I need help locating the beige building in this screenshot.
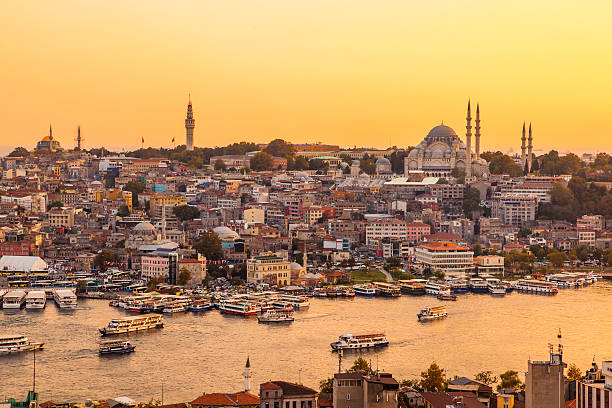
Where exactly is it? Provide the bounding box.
[48,206,75,228]
[475,255,505,275]
[178,256,206,286]
[141,255,170,281]
[525,346,566,408]
[576,360,612,408]
[244,208,265,224]
[246,253,291,286]
[333,372,399,408]
[492,194,538,227]
[259,381,318,408]
[414,241,474,277]
[366,218,408,245]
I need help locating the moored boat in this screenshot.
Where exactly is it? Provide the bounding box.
[515,279,558,294]
[424,281,451,296]
[218,300,258,317]
[99,314,164,336]
[352,284,377,297]
[398,280,426,296]
[374,282,401,297]
[417,305,448,322]
[25,291,47,310]
[258,309,294,323]
[2,290,26,309]
[330,333,389,351]
[437,293,457,301]
[469,278,488,293]
[99,340,136,355]
[53,289,77,309]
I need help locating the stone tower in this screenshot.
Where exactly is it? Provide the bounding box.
[465,100,472,177]
[243,357,252,392]
[475,103,481,156]
[185,96,195,151]
[527,123,533,173]
[521,122,527,171]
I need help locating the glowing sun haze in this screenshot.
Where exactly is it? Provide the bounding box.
[1,0,611,153]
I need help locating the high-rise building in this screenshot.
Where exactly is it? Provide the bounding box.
[185,96,195,151]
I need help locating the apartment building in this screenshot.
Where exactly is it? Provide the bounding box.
[48,206,75,228]
[246,253,291,286]
[366,218,407,245]
[491,195,538,227]
[414,241,474,277]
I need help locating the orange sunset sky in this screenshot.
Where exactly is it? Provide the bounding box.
[1,0,611,154]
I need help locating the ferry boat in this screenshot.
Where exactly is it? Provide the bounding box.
[162,304,188,314]
[53,289,77,309]
[258,309,294,323]
[99,340,136,355]
[280,295,310,310]
[99,314,164,336]
[330,333,389,351]
[218,300,258,317]
[398,280,426,296]
[325,287,340,297]
[469,278,489,293]
[424,281,451,296]
[374,282,401,297]
[486,279,507,296]
[449,280,470,294]
[502,281,515,293]
[352,284,377,297]
[515,279,558,294]
[0,335,44,354]
[417,305,448,322]
[313,288,327,297]
[2,290,27,309]
[338,286,356,297]
[25,291,46,310]
[437,293,457,301]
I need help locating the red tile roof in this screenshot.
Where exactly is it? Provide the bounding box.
[191,392,259,407]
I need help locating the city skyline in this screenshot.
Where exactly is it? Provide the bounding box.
[2,1,612,153]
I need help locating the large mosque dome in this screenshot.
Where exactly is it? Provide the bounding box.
[426,125,458,138]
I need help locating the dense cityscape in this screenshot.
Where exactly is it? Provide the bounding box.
[2,2,612,408]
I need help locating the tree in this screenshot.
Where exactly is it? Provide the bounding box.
[264,139,295,159]
[480,151,523,176]
[349,357,373,374]
[47,201,64,211]
[309,159,329,172]
[399,378,420,389]
[193,231,223,261]
[547,251,568,267]
[214,158,226,171]
[250,151,274,171]
[8,147,29,157]
[384,257,402,271]
[173,205,200,222]
[118,205,130,217]
[472,243,483,257]
[319,377,333,393]
[474,370,498,386]
[498,370,522,391]
[433,270,445,280]
[451,167,466,183]
[292,156,309,170]
[518,227,532,238]
[359,156,376,175]
[420,362,448,392]
[178,268,192,286]
[93,249,120,272]
[566,363,582,382]
[463,187,481,218]
[124,180,145,208]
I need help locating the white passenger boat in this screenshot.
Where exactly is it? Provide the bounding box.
[99,340,136,355]
[280,295,310,310]
[25,291,47,310]
[0,335,44,354]
[53,289,77,309]
[330,333,389,351]
[424,282,451,296]
[515,279,558,294]
[2,290,27,309]
[352,284,377,297]
[486,279,507,296]
[99,314,164,336]
[417,305,448,322]
[258,309,294,323]
[162,304,188,314]
[469,278,489,293]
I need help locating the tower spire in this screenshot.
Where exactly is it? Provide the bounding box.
[474,103,481,157]
[465,100,472,177]
[521,122,527,171]
[243,356,252,392]
[185,96,195,151]
[49,124,53,140]
[527,123,533,173]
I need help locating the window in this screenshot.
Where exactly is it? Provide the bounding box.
[346,394,351,401]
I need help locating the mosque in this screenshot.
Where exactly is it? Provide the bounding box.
[404,102,489,178]
[35,125,63,152]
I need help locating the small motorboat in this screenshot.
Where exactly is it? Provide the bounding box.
[437,293,457,301]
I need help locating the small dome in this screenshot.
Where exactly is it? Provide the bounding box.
[351,160,360,166]
[339,162,349,168]
[427,125,457,138]
[290,262,303,270]
[133,221,156,232]
[473,158,487,165]
[213,226,240,240]
[376,157,390,165]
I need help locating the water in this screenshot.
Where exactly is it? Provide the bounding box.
[1,283,611,402]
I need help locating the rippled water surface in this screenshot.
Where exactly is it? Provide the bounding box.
[2,282,611,402]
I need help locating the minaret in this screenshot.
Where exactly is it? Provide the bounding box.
[521,122,527,170]
[243,357,252,392]
[474,103,481,156]
[49,124,53,140]
[465,100,472,177]
[76,126,81,150]
[527,123,533,173]
[185,96,195,151]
